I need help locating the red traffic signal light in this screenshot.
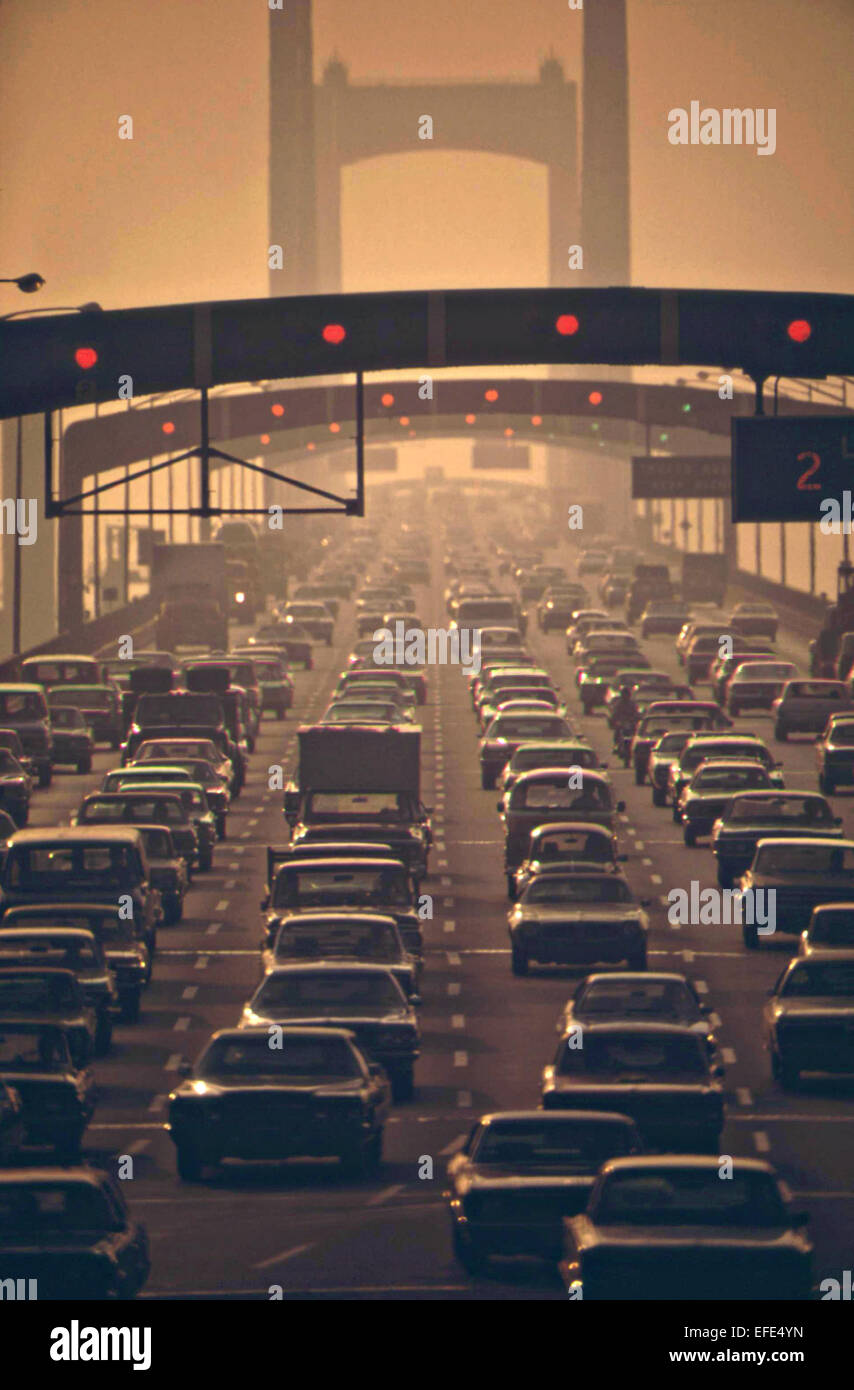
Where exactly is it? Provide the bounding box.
[322,323,346,344]
[588,390,603,405]
[787,319,812,343]
[74,346,98,369]
[555,314,579,337]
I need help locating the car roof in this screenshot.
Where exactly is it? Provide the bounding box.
[22,655,97,664]
[0,926,97,940]
[514,767,608,784]
[559,1021,702,1038]
[208,1025,357,1042]
[0,1167,109,1188]
[754,836,854,849]
[262,962,401,978]
[276,857,408,871]
[580,972,688,987]
[4,903,122,916]
[598,1155,773,1176]
[0,684,46,694]
[530,821,613,837]
[476,1109,637,1127]
[784,949,854,964]
[0,965,78,980]
[271,912,399,928]
[7,826,142,845]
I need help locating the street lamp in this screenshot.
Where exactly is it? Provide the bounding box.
[0,300,101,322]
[0,273,45,294]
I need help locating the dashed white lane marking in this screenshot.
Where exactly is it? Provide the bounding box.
[736,1087,753,1107]
[642,857,653,866]
[443,920,456,934]
[448,982,461,996]
[682,949,695,962]
[439,1134,467,1157]
[634,840,645,851]
[214,899,229,912]
[650,873,663,884]
[753,1131,771,1153]
[248,818,258,827]
[147,1095,168,1113]
[447,952,461,966]
[438,858,448,867]
[240,831,251,839]
[441,877,453,887]
[173,1017,191,1031]
[452,1015,465,1029]
[225,879,237,889]
[194,956,209,970]
[253,1243,315,1271]
[453,1051,468,1067]
[127,1139,150,1156]
[442,898,455,909]
[709,1011,722,1027]
[722,1047,737,1064]
[695,979,708,994]
[457,1090,473,1108]
[182,986,198,1000]
[366,1185,405,1207]
[165,1054,183,1070]
[205,923,221,936]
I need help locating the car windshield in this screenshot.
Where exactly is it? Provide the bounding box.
[4,846,136,889]
[788,682,844,699]
[754,844,854,875]
[558,1032,706,1076]
[272,867,411,909]
[0,976,77,1011]
[692,766,770,790]
[734,664,794,681]
[516,780,611,812]
[0,1026,71,1071]
[307,792,406,820]
[809,911,854,944]
[684,742,768,770]
[578,981,696,1021]
[198,1034,360,1080]
[728,795,833,824]
[525,876,632,903]
[51,689,111,709]
[595,1171,786,1227]
[780,962,854,997]
[138,742,217,761]
[50,709,86,729]
[533,831,613,862]
[655,734,692,754]
[324,704,395,722]
[83,797,186,825]
[274,923,399,961]
[490,717,571,740]
[473,1119,634,1166]
[252,972,403,1013]
[0,1184,114,1235]
[135,694,222,726]
[0,693,45,719]
[253,661,285,680]
[514,748,596,772]
[138,828,172,858]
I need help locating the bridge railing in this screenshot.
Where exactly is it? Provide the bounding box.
[0,595,159,681]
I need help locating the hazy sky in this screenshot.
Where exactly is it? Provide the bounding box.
[1,0,852,309]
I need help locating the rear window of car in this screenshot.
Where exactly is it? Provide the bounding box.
[788,682,845,699]
[0,1184,113,1234]
[4,845,136,887]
